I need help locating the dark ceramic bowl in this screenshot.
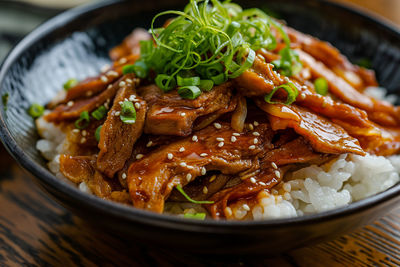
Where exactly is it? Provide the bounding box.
[1,0,400,255]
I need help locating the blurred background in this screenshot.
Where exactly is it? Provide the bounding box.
[0,0,400,62]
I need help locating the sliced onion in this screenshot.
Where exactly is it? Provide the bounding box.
[193,113,222,131]
[231,96,247,132]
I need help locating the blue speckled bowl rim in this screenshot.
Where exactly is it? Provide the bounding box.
[0,0,399,232]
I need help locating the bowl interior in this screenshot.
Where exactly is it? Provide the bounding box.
[1,0,400,226]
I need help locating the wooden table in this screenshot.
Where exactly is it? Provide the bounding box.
[1,1,400,266]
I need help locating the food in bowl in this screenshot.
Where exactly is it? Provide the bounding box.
[31,0,400,220]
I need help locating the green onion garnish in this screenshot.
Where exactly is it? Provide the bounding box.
[63,79,78,90]
[183,213,206,220]
[199,80,214,91]
[175,184,214,204]
[120,100,136,124]
[2,93,9,111]
[155,74,176,92]
[272,47,302,77]
[91,106,107,120]
[177,75,200,87]
[74,111,90,129]
[314,77,328,96]
[135,0,299,95]
[122,61,149,78]
[264,82,299,105]
[178,86,201,100]
[28,103,44,118]
[95,125,102,142]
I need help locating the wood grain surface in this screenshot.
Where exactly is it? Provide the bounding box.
[1,0,400,266]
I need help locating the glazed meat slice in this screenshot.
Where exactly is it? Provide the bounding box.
[126,122,274,213]
[256,101,365,155]
[109,28,152,61]
[139,82,237,136]
[207,137,324,219]
[45,74,137,122]
[97,80,146,178]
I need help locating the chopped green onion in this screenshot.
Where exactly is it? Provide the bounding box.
[272,47,302,77]
[177,75,200,86]
[199,80,214,91]
[155,74,176,92]
[183,213,206,220]
[28,103,44,118]
[120,100,136,124]
[175,185,214,204]
[314,77,329,96]
[95,125,102,142]
[178,86,201,100]
[210,73,227,85]
[228,48,256,78]
[63,79,78,90]
[2,93,9,111]
[264,82,299,105]
[91,106,107,120]
[74,111,90,129]
[122,61,149,78]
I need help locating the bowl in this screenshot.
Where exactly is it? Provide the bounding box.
[0,0,400,255]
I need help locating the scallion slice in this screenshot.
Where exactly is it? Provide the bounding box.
[28,103,44,118]
[183,213,206,220]
[120,100,136,124]
[314,77,328,96]
[63,79,78,90]
[210,73,227,85]
[199,80,214,91]
[95,125,102,142]
[175,185,214,204]
[122,61,149,78]
[155,74,176,92]
[74,111,90,129]
[177,75,200,87]
[178,86,201,100]
[264,82,299,105]
[91,106,107,120]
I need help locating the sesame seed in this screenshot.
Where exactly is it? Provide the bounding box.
[180,162,187,167]
[192,135,198,142]
[252,132,260,136]
[283,183,291,192]
[186,173,192,182]
[200,153,208,157]
[80,137,86,144]
[179,147,185,152]
[249,145,256,150]
[119,101,124,105]
[107,84,112,89]
[250,177,256,183]
[231,136,237,142]
[254,121,259,126]
[248,124,254,130]
[275,170,281,179]
[180,112,186,117]
[124,98,128,102]
[224,207,232,217]
[284,77,290,83]
[107,70,119,77]
[232,133,240,136]
[81,130,87,137]
[111,111,116,116]
[132,98,140,102]
[101,64,110,72]
[209,175,217,182]
[259,182,266,186]
[214,122,222,129]
[119,57,127,64]
[216,137,224,142]
[242,204,250,211]
[167,153,173,160]
[253,138,258,144]
[300,92,306,100]
[121,173,127,179]
[201,167,206,175]
[186,165,194,169]
[218,142,224,147]
[72,129,80,133]
[136,154,144,160]
[67,101,74,107]
[119,81,126,87]
[134,102,141,109]
[100,76,108,83]
[146,141,153,147]
[126,78,133,84]
[203,186,208,194]
[115,111,120,116]
[271,162,278,169]
[129,95,136,101]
